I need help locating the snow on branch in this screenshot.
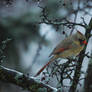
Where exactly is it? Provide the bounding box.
[0,65,58,92]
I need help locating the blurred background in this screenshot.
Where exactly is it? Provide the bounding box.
[0,0,92,92]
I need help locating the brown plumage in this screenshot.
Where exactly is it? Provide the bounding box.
[34,31,87,77]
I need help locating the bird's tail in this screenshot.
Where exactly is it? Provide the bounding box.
[34,55,57,77]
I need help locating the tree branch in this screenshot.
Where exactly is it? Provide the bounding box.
[69,18,92,92]
[0,65,58,92]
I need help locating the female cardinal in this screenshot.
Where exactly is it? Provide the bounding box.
[34,31,87,77]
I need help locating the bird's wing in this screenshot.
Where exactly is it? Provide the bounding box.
[50,38,73,56]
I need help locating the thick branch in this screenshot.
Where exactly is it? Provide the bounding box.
[69,18,92,92]
[0,65,57,92]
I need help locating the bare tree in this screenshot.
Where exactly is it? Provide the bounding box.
[0,0,92,92]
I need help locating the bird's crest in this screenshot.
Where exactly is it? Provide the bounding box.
[77,30,84,36]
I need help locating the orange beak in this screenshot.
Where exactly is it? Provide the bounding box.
[83,40,87,45]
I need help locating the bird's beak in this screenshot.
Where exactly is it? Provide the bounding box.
[83,40,87,45]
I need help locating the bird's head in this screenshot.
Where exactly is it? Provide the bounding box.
[76,30,87,46]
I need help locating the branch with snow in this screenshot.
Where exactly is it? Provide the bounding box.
[0,65,58,92]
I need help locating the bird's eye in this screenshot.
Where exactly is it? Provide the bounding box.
[79,38,86,45]
[79,38,85,42]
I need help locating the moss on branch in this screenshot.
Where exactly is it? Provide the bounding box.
[0,65,57,92]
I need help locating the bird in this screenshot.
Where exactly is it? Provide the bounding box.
[34,30,87,77]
